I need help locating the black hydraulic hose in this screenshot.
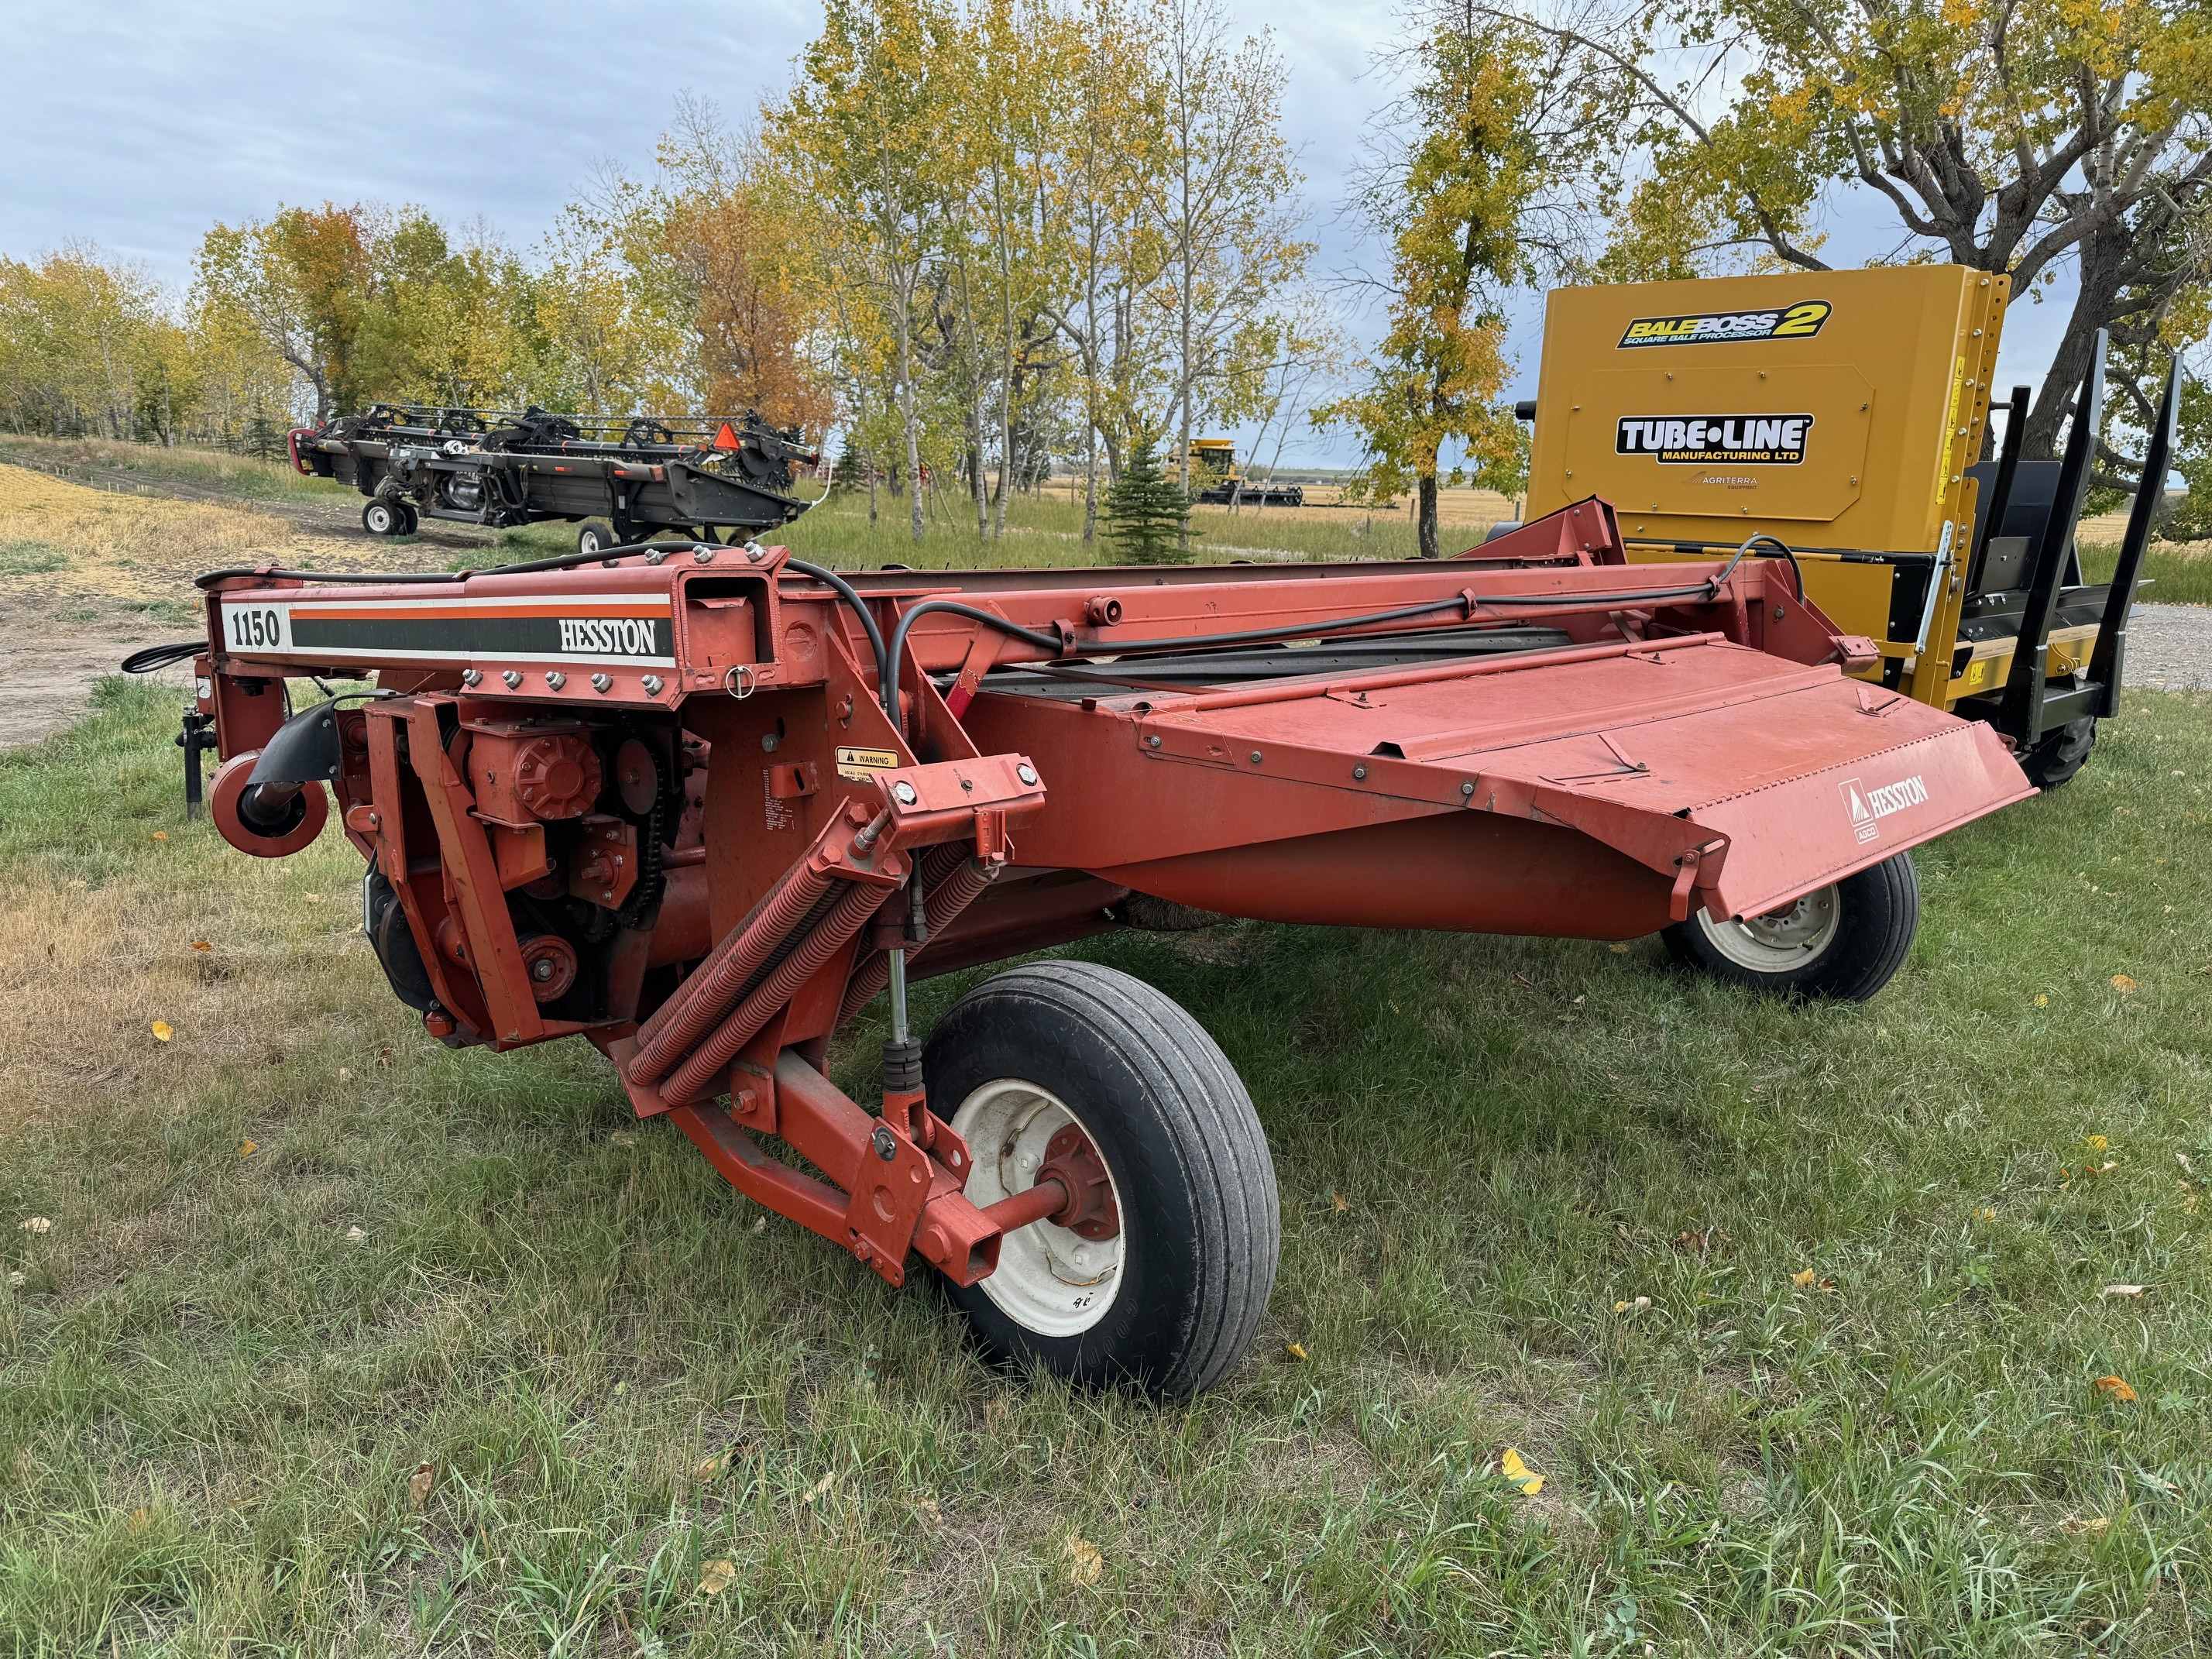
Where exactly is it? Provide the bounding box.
[1737,534,1805,602]
[785,558,889,689]
[882,599,1064,729]
[122,641,206,673]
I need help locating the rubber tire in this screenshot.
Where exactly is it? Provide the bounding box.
[1661,850,1919,1002]
[576,520,616,557]
[361,499,404,537]
[397,502,420,536]
[924,961,1278,1396]
[2019,716,2097,792]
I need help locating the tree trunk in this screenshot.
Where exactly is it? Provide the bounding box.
[896,301,924,544]
[1417,472,1440,560]
[2021,225,2126,462]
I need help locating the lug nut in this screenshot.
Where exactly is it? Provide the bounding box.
[544,671,566,691]
[501,670,523,689]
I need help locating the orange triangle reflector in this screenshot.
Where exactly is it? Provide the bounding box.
[713,421,740,452]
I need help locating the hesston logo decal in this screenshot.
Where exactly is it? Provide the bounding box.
[558,617,661,656]
[1839,774,1929,843]
[1616,414,1813,465]
[1617,299,1832,349]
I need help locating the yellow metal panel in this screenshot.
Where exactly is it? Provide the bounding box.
[1528,266,2010,559]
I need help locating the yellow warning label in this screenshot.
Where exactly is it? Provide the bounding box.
[835,746,902,781]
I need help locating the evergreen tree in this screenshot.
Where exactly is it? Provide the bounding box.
[1102,438,1190,565]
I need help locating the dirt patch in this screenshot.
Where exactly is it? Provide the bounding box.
[0,462,459,748]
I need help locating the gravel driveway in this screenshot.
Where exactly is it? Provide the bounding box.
[2123,603,2212,693]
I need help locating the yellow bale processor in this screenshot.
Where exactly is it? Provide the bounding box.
[1187,438,1304,507]
[1515,265,2179,788]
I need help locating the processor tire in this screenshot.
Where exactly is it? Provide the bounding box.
[576,520,617,557]
[361,499,405,537]
[926,961,1278,1397]
[2019,716,2097,792]
[1663,850,1918,1002]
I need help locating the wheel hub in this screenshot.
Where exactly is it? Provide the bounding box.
[1697,884,1842,970]
[950,1079,1125,1337]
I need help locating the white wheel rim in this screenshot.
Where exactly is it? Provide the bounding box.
[950,1079,1125,1338]
[581,529,602,552]
[1695,884,1842,972]
[369,504,393,532]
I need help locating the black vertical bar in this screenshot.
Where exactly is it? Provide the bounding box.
[2087,358,2182,716]
[1998,332,2105,747]
[1964,385,2031,595]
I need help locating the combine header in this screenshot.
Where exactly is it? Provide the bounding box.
[289,404,819,552]
[168,498,2032,1393]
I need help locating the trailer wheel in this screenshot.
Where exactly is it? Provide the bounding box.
[926,960,1278,1396]
[361,499,405,537]
[1662,850,1918,1001]
[2018,715,2097,791]
[576,520,617,557]
[397,502,420,536]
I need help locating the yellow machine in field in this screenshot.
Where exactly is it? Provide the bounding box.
[1186,438,1304,507]
[1518,265,2179,787]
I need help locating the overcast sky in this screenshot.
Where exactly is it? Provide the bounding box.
[3,0,2076,468]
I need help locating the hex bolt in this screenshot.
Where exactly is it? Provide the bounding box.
[1352,764,1368,781]
[544,671,567,690]
[871,1125,898,1162]
[892,781,919,805]
[1461,780,1475,797]
[460,668,482,687]
[1249,750,1264,765]
[1145,734,1163,750]
[692,545,715,564]
[761,732,781,752]
[1016,762,1039,785]
[1773,604,1786,622]
[641,675,665,696]
[501,670,523,689]
[590,672,612,693]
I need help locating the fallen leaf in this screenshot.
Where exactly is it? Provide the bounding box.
[407,1462,434,1510]
[238,1139,256,1159]
[149,831,168,843]
[1973,1207,1997,1224]
[698,1559,737,1596]
[5,1270,23,1289]
[1606,941,1631,954]
[2059,1515,2111,1537]
[2033,993,2049,1008]
[189,940,211,953]
[1284,1341,1309,1362]
[2084,1135,2110,1153]
[802,1471,836,1505]
[1791,1268,1818,1287]
[2111,974,2138,994]
[343,1225,366,1243]
[150,1021,173,1043]
[336,1067,352,1084]
[1499,1447,1544,1496]
[2093,1375,2138,1405]
[1613,1295,1651,1314]
[127,1506,150,1533]
[696,1451,729,1482]
[1065,1535,1103,1585]
[916,1496,944,1527]
[18,1218,51,1235]
[1331,1191,1349,1214]
[2100,1284,2148,1299]
[610,1130,638,1149]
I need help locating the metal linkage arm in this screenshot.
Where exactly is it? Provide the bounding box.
[1999,331,2107,746]
[2087,358,2183,719]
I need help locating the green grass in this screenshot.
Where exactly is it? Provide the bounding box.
[2081,541,2212,607]
[0,539,67,577]
[5,676,2210,1654]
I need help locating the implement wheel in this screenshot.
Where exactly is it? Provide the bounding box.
[576,520,617,557]
[926,961,1278,1396]
[2018,715,2097,792]
[1662,850,1918,1002]
[361,498,406,538]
